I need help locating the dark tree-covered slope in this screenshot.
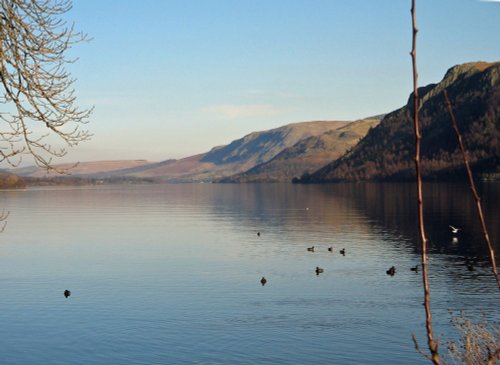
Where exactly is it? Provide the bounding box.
[297,61,500,183]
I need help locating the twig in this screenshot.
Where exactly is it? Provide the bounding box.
[487,348,500,365]
[443,90,500,290]
[410,1,441,364]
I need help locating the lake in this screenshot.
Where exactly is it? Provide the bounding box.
[0,183,498,364]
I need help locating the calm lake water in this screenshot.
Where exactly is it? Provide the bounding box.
[0,183,498,364]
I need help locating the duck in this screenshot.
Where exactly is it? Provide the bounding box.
[410,265,419,272]
[64,290,71,298]
[307,246,315,252]
[327,246,333,252]
[466,264,475,271]
[260,277,267,286]
[339,248,346,256]
[386,266,396,276]
[315,267,324,275]
[257,231,261,237]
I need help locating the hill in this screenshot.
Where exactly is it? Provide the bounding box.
[296,61,500,183]
[13,160,154,178]
[123,121,351,182]
[219,118,380,182]
[10,121,352,183]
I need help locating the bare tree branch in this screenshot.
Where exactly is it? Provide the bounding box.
[447,312,500,365]
[0,0,92,171]
[443,90,500,290]
[410,1,441,363]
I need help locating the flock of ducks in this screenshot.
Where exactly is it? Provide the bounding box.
[259,233,351,286]
[64,224,468,295]
[258,223,467,286]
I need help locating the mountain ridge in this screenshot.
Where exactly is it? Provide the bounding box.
[296,61,500,183]
[218,118,379,182]
[11,120,357,182]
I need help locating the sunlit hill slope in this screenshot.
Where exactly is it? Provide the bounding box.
[218,118,379,183]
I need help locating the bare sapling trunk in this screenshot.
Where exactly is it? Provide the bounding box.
[409,1,441,364]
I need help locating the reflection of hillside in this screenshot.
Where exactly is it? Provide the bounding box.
[202,183,499,263]
[346,182,500,260]
[203,183,374,239]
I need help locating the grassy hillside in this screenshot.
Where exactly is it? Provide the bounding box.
[220,118,379,182]
[126,121,351,182]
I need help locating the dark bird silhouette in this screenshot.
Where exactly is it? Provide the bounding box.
[307,246,315,252]
[64,290,71,298]
[339,248,346,256]
[467,264,475,271]
[328,246,333,252]
[386,266,396,276]
[411,265,419,272]
[257,232,261,237]
[315,267,324,275]
[260,277,267,286]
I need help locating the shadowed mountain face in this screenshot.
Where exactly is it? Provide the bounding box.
[219,118,380,183]
[298,61,500,183]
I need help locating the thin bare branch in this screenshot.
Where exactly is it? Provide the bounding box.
[443,90,500,290]
[447,312,500,365]
[410,1,441,363]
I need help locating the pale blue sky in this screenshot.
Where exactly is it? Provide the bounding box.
[61,0,500,162]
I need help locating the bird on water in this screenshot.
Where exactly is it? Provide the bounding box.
[386,266,396,276]
[260,277,267,286]
[449,225,460,234]
[307,246,315,252]
[328,246,333,252]
[315,267,324,275]
[64,290,71,298]
[411,265,419,272]
[339,248,346,256]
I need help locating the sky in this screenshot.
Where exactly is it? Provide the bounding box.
[52,0,500,163]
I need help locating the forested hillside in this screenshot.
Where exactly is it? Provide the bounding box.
[297,62,500,183]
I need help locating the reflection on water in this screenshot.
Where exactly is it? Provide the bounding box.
[0,183,498,364]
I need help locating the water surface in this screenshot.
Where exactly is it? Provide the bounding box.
[0,183,498,364]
